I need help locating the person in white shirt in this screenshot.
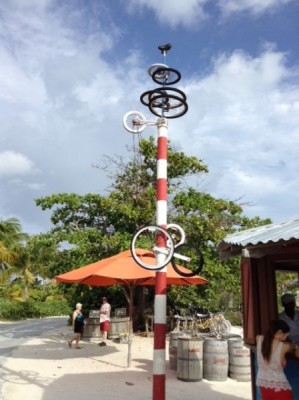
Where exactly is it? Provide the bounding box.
[279,293,299,346]
[256,319,299,400]
[98,297,111,346]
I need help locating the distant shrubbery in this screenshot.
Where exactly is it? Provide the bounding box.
[225,310,243,326]
[0,300,70,320]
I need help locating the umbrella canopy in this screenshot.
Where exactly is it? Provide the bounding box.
[56,248,208,368]
[56,248,208,287]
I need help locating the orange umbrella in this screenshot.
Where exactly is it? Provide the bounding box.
[56,248,208,286]
[56,248,208,367]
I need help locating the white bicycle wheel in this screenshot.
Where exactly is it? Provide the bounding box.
[130,225,174,270]
[220,319,231,335]
[147,63,169,78]
[123,111,147,134]
[167,223,186,247]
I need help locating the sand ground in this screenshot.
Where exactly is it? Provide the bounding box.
[1,324,252,400]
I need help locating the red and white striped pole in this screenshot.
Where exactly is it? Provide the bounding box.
[153,116,168,400]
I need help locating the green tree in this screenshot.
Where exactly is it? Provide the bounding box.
[0,219,59,301]
[35,137,271,314]
[0,217,25,284]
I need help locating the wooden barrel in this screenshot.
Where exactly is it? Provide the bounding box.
[169,332,180,370]
[203,338,228,381]
[177,337,203,382]
[108,317,131,339]
[83,318,101,338]
[228,338,251,382]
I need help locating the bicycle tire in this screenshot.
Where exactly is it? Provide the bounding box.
[148,94,188,119]
[171,243,204,277]
[130,225,174,270]
[140,88,187,107]
[148,63,169,77]
[123,111,146,134]
[220,319,231,334]
[152,67,181,85]
[167,223,186,247]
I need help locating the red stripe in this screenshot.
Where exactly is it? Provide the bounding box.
[156,232,167,248]
[157,137,167,159]
[154,323,166,349]
[155,272,166,294]
[156,179,167,201]
[153,374,165,400]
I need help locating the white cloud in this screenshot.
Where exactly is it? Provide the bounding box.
[218,0,292,16]
[0,0,298,234]
[125,0,210,28]
[173,48,299,220]
[125,0,293,27]
[0,151,35,176]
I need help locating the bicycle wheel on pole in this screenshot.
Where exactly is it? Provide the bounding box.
[171,243,204,277]
[148,63,169,78]
[130,225,174,270]
[152,67,181,85]
[140,88,187,107]
[148,94,188,119]
[123,111,147,134]
[167,223,186,247]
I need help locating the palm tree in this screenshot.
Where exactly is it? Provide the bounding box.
[0,217,24,285]
[0,218,24,247]
[0,242,13,264]
[11,234,58,301]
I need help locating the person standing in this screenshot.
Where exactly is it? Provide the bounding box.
[99,297,111,346]
[256,319,299,400]
[68,303,84,349]
[279,293,299,345]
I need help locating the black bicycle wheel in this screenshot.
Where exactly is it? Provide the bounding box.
[140,90,155,106]
[152,68,181,85]
[171,243,204,277]
[148,94,188,119]
[140,88,187,106]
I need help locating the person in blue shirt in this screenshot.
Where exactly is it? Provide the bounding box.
[68,303,84,349]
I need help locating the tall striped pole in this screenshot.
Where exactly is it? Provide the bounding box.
[153,116,168,400]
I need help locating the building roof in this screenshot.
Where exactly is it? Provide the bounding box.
[218,217,299,260]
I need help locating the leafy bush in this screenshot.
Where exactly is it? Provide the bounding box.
[225,310,243,326]
[0,300,70,320]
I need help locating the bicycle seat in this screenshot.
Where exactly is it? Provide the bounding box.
[158,43,172,53]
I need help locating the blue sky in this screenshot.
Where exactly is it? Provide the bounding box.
[0,0,298,234]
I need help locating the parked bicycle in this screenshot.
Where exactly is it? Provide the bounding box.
[195,312,231,338]
[170,306,231,339]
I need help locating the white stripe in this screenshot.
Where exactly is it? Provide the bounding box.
[157,118,168,136]
[155,252,168,272]
[157,159,167,179]
[155,295,167,324]
[156,201,167,226]
[153,349,166,375]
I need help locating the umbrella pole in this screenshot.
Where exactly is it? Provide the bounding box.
[127,285,134,368]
